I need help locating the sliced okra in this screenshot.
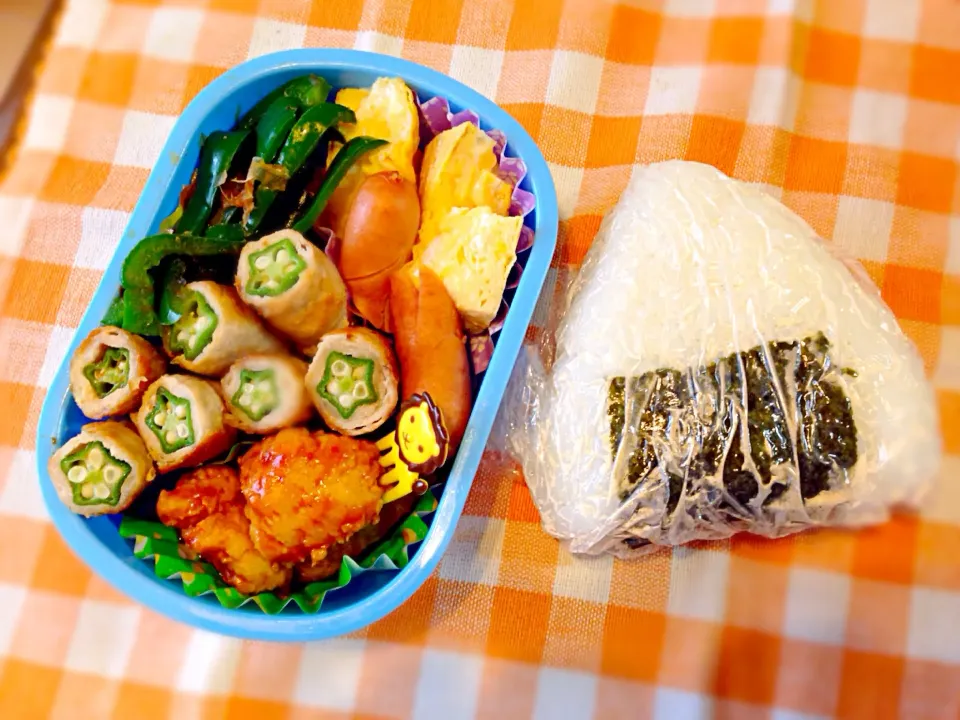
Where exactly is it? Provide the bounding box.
[317,351,378,420]
[82,347,130,398]
[231,369,279,421]
[168,291,218,360]
[245,238,307,297]
[59,441,131,507]
[146,388,196,453]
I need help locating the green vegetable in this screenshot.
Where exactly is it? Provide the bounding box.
[282,104,353,172]
[292,136,387,233]
[244,103,355,234]
[238,75,331,130]
[176,130,250,235]
[256,97,300,162]
[244,237,306,296]
[209,441,256,466]
[286,75,332,109]
[231,369,278,421]
[120,233,243,336]
[146,388,195,454]
[158,203,183,234]
[317,351,378,420]
[60,441,130,507]
[167,290,218,361]
[82,347,130,398]
[102,292,125,326]
[204,219,245,242]
[159,258,189,325]
[239,88,286,131]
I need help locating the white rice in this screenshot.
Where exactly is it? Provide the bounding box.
[511,161,940,555]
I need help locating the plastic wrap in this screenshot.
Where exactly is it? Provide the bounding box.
[502,161,941,557]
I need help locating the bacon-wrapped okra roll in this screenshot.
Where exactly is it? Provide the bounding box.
[236,230,348,354]
[69,326,166,418]
[163,281,284,377]
[134,374,235,472]
[221,354,313,434]
[48,420,155,516]
[305,327,399,436]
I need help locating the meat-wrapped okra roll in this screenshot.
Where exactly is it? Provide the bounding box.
[305,327,399,436]
[134,374,235,472]
[69,326,166,418]
[48,420,155,516]
[236,230,348,354]
[163,281,284,376]
[221,354,314,434]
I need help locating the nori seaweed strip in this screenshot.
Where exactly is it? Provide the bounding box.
[607,333,858,526]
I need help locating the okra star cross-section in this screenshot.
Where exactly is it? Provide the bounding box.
[134,375,235,472]
[232,368,280,422]
[163,281,284,377]
[145,388,196,453]
[317,351,378,420]
[60,441,131,507]
[220,354,314,434]
[81,347,130,399]
[245,237,307,296]
[68,326,167,419]
[167,291,219,361]
[47,421,156,517]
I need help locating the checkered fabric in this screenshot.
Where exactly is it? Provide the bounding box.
[1,0,959,718]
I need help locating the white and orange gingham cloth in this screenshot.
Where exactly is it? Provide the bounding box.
[1,0,960,718]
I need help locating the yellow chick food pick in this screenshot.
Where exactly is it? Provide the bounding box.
[420,207,522,334]
[417,122,514,248]
[376,393,449,503]
[324,77,419,236]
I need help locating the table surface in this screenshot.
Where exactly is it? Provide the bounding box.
[1,1,959,718]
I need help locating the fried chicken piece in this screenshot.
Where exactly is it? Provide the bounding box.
[238,427,385,566]
[157,466,291,595]
[180,505,290,595]
[156,466,239,529]
[296,494,416,584]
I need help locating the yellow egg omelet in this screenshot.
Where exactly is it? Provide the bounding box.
[324,77,419,237]
[417,122,514,248]
[419,206,522,334]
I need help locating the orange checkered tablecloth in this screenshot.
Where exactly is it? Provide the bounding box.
[1,0,959,718]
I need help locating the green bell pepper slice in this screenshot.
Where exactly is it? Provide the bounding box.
[291,136,388,233]
[158,257,188,325]
[238,75,331,130]
[231,368,279,421]
[82,347,130,398]
[317,351,378,419]
[102,292,126,326]
[244,102,355,234]
[176,130,250,236]
[120,233,244,336]
[146,388,195,454]
[60,441,130,507]
[256,96,300,162]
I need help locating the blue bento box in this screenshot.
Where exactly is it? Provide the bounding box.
[34,49,558,641]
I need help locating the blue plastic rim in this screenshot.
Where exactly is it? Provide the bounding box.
[35,49,558,640]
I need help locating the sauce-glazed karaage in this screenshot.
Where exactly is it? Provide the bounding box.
[157,466,291,594]
[238,428,385,572]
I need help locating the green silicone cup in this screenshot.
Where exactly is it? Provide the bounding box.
[118,491,437,614]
